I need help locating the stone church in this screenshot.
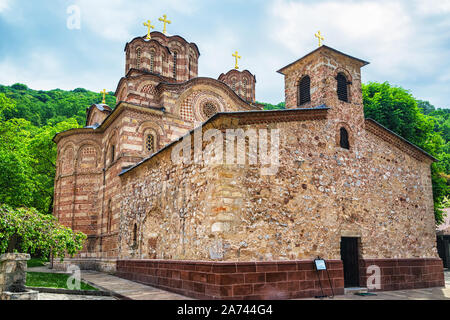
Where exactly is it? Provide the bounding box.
[53,31,445,299]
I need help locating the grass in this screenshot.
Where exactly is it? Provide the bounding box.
[27,257,48,268]
[26,272,99,291]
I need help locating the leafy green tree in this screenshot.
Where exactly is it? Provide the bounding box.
[0,205,86,259]
[257,101,286,110]
[28,119,80,213]
[0,95,35,208]
[417,100,436,115]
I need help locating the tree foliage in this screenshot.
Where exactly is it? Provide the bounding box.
[0,205,86,259]
[0,92,83,213]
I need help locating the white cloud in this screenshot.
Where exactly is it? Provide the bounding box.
[266,0,450,107]
[74,0,202,41]
[0,0,11,12]
[414,0,450,15]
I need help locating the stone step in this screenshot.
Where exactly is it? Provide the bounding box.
[344,287,369,295]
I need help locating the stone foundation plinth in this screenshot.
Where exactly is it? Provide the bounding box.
[116,259,345,299]
[116,258,445,299]
[359,258,445,291]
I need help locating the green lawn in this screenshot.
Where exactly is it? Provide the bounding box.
[26,272,99,291]
[27,257,48,268]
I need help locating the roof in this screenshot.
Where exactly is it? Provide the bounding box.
[277,45,370,75]
[124,31,200,57]
[114,74,261,111]
[218,69,257,82]
[85,104,112,127]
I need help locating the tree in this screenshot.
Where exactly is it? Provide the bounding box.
[27,119,80,213]
[0,205,86,259]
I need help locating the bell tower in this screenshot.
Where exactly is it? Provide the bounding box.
[277,45,369,118]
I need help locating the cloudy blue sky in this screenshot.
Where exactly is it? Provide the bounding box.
[0,0,449,107]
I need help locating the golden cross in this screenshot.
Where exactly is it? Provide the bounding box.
[232,51,241,70]
[159,14,171,35]
[143,20,155,40]
[101,89,108,104]
[315,30,324,47]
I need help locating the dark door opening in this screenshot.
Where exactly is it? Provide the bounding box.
[340,237,360,287]
[437,235,450,269]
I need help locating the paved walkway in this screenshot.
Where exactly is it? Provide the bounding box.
[28,266,189,300]
[303,269,450,300]
[39,293,116,300]
[80,271,191,300]
[29,266,450,300]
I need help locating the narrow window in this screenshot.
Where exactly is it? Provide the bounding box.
[189,58,192,78]
[111,145,115,163]
[298,76,311,106]
[107,200,112,233]
[242,78,247,98]
[132,223,137,247]
[146,134,155,154]
[340,127,350,150]
[232,79,236,92]
[337,73,349,102]
[136,48,141,69]
[150,51,155,73]
[173,52,177,79]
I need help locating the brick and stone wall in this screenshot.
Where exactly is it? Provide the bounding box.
[118,110,437,262]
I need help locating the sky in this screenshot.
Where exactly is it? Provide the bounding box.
[0,0,449,108]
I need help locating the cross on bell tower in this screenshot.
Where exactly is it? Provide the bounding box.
[143,20,155,40]
[232,51,241,70]
[315,31,324,47]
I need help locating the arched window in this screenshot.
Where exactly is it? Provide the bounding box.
[150,51,155,73]
[340,127,350,150]
[298,76,311,106]
[337,73,349,102]
[132,223,137,248]
[173,52,177,79]
[136,48,141,69]
[146,134,155,154]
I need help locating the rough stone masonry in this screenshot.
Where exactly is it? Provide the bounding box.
[53,31,445,299]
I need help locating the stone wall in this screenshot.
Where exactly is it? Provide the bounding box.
[118,108,438,262]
